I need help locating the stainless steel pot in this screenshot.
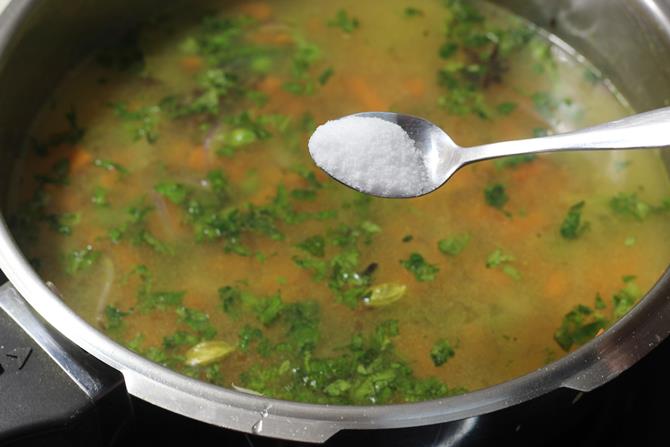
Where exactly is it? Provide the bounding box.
[0,0,669,444]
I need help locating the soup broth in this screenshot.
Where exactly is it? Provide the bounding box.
[7,0,670,404]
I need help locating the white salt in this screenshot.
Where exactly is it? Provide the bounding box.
[308,116,430,197]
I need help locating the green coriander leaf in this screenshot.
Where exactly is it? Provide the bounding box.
[438,233,471,256]
[296,235,326,257]
[155,182,189,205]
[93,158,128,174]
[65,245,100,274]
[430,340,455,366]
[104,305,129,331]
[496,102,517,116]
[36,159,70,185]
[609,192,651,220]
[404,7,424,17]
[560,201,589,240]
[177,306,217,340]
[485,248,514,268]
[92,186,109,206]
[554,304,607,351]
[328,10,360,33]
[318,67,335,85]
[484,183,508,209]
[400,253,439,282]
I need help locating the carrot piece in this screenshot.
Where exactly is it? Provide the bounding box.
[111,244,141,269]
[181,56,204,73]
[68,147,93,173]
[187,145,209,171]
[251,29,293,46]
[544,270,569,298]
[258,75,282,95]
[239,2,273,21]
[347,76,390,111]
[99,171,117,188]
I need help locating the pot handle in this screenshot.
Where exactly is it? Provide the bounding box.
[0,282,133,445]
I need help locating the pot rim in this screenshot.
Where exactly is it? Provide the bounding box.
[1,0,670,443]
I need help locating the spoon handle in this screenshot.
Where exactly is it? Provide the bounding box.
[460,106,670,164]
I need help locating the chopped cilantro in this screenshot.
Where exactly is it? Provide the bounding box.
[239,319,462,404]
[47,212,81,235]
[485,248,514,268]
[36,159,70,186]
[560,201,589,240]
[439,42,458,59]
[531,91,556,117]
[435,2,534,117]
[31,110,85,156]
[496,102,517,116]
[554,303,607,351]
[219,286,284,326]
[327,10,360,33]
[318,67,335,85]
[133,265,185,311]
[113,102,160,143]
[92,186,109,206]
[139,230,173,255]
[219,286,242,317]
[282,39,323,96]
[238,325,272,356]
[140,290,185,311]
[93,158,128,174]
[430,340,455,366]
[612,275,640,319]
[438,233,470,256]
[529,40,555,74]
[329,249,370,307]
[486,248,520,279]
[293,256,327,280]
[255,293,284,326]
[65,246,100,275]
[104,305,129,331]
[296,235,325,257]
[163,331,198,349]
[400,253,439,282]
[155,182,189,205]
[176,306,217,340]
[484,183,508,209]
[609,192,652,220]
[404,7,424,17]
[281,301,320,353]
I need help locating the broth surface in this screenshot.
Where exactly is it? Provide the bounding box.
[8,0,670,404]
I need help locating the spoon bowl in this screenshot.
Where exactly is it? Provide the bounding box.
[353,112,463,197]
[310,107,670,199]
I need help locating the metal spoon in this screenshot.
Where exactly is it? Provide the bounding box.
[310,108,670,198]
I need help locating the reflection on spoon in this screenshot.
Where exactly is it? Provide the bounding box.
[308,108,670,198]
